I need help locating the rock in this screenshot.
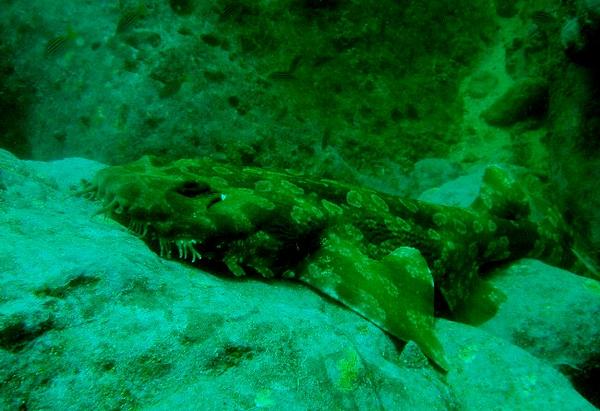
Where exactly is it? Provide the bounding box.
[481,77,549,127]
[493,0,518,18]
[409,158,460,196]
[436,319,596,410]
[465,70,498,99]
[583,0,600,24]
[471,259,600,369]
[561,0,600,65]
[418,167,484,207]
[458,259,600,406]
[562,17,587,58]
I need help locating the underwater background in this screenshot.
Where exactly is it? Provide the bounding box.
[1,0,599,409]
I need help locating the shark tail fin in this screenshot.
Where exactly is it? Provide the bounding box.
[470,165,530,221]
[473,165,578,270]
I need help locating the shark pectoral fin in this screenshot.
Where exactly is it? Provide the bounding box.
[380,247,448,371]
[299,234,448,371]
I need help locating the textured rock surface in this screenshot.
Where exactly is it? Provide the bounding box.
[469,259,600,368]
[462,258,600,405]
[437,319,596,410]
[0,0,496,178]
[481,78,549,127]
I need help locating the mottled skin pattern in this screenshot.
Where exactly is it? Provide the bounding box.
[81,155,574,370]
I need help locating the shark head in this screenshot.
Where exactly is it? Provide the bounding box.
[85,155,326,277]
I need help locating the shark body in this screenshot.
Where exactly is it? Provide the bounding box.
[81,156,574,369]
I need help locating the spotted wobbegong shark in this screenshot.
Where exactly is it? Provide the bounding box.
[80,156,575,370]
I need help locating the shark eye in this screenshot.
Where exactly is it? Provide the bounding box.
[175,181,211,198]
[206,193,228,209]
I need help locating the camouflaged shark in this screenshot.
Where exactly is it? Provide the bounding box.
[80,155,575,370]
